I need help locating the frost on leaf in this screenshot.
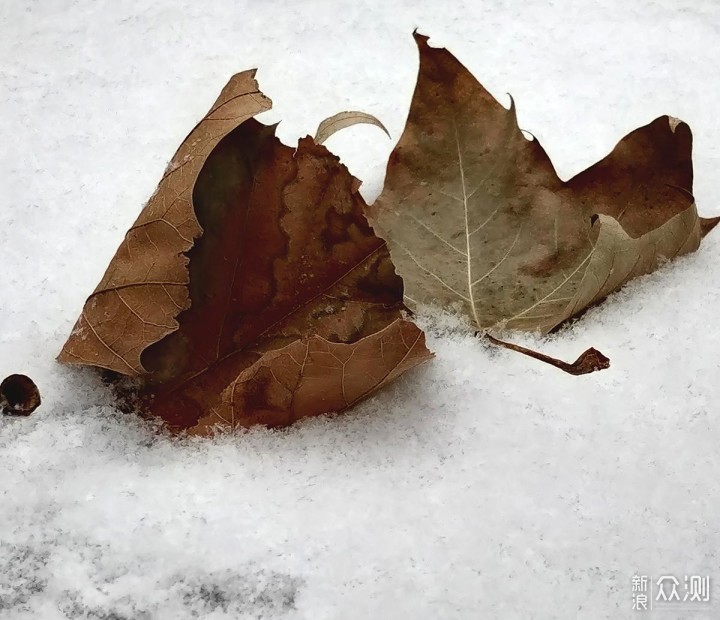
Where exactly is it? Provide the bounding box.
[368,32,719,333]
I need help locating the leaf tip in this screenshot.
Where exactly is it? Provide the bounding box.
[667,115,684,134]
[700,215,720,237]
[412,29,431,48]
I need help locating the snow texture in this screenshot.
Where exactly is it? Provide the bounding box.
[1,1,720,618]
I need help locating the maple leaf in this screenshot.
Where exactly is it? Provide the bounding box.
[368,33,719,333]
[59,71,431,433]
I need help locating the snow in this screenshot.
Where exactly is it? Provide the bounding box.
[2,0,720,618]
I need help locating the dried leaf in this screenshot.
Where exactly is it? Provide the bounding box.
[368,33,719,333]
[59,70,272,374]
[191,320,428,434]
[59,74,431,433]
[0,374,41,416]
[142,120,431,431]
[314,111,390,145]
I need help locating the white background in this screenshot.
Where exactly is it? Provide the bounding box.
[1,1,719,618]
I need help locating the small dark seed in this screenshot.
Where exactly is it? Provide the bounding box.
[0,374,41,416]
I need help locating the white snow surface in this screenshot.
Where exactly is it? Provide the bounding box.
[2,1,720,618]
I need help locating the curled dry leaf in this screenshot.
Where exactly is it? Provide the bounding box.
[314,111,390,145]
[0,374,41,416]
[368,33,720,333]
[59,71,431,433]
[59,71,272,375]
[192,320,427,434]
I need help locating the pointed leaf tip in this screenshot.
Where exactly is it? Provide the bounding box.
[701,216,720,237]
[413,30,430,44]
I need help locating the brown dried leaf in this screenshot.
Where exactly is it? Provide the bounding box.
[191,320,428,434]
[141,120,431,431]
[369,33,719,333]
[58,70,271,374]
[314,111,390,145]
[59,73,431,433]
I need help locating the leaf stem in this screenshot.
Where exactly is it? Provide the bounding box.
[478,332,610,376]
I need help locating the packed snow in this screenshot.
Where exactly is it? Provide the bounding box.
[2,0,719,618]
